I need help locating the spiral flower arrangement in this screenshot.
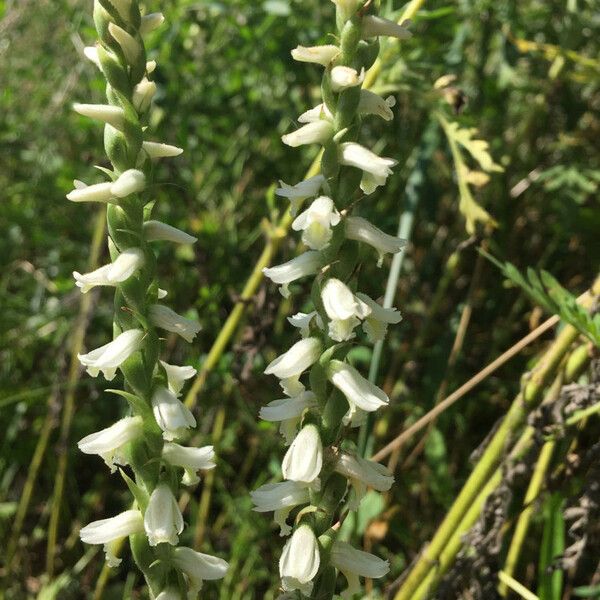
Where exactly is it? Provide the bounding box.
[252,0,411,597]
[69,1,228,597]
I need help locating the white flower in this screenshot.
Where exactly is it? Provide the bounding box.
[142,141,184,159]
[155,589,181,600]
[291,45,339,66]
[260,391,318,445]
[251,480,311,536]
[280,377,307,398]
[66,170,145,203]
[144,483,184,546]
[287,311,319,338]
[73,103,125,130]
[172,547,229,596]
[321,278,371,342]
[282,121,333,148]
[331,0,362,21]
[162,443,216,486]
[108,22,141,64]
[338,142,398,194]
[279,524,320,595]
[275,175,325,216]
[355,293,402,342]
[330,66,365,92]
[111,169,146,198]
[78,329,144,380]
[140,12,165,36]
[263,251,321,298]
[73,248,144,293]
[298,103,333,124]
[328,360,389,412]
[83,46,101,68]
[79,510,144,567]
[292,196,341,250]
[133,78,157,113]
[144,220,197,244]
[358,90,396,121]
[149,304,201,343]
[330,540,390,598]
[345,216,406,265]
[264,337,321,380]
[152,387,196,441]
[160,361,197,396]
[335,452,394,508]
[78,415,143,472]
[362,15,412,40]
[282,424,323,484]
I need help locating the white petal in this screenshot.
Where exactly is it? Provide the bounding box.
[279,525,320,594]
[330,66,365,92]
[73,104,125,130]
[144,220,197,244]
[291,45,339,66]
[264,338,321,380]
[142,141,184,159]
[259,392,317,422]
[152,387,196,441]
[80,510,143,545]
[328,360,389,412]
[108,22,141,64]
[149,305,201,343]
[282,121,333,148]
[144,484,184,546]
[362,15,412,40]
[281,425,323,483]
[111,169,146,198]
[160,360,197,396]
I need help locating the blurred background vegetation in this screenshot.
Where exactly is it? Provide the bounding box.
[1,0,599,598]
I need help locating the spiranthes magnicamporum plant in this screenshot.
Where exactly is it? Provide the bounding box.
[68,1,229,597]
[252,0,411,597]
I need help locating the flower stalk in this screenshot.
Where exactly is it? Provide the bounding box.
[254,1,410,597]
[71,2,228,597]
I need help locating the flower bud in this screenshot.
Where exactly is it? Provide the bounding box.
[279,524,320,594]
[140,12,165,36]
[144,483,184,546]
[345,216,406,265]
[78,328,144,380]
[330,66,364,92]
[133,78,157,113]
[330,0,362,22]
[152,387,196,441]
[263,251,321,298]
[281,424,323,484]
[149,305,201,343]
[264,337,321,380]
[107,0,132,22]
[111,169,146,197]
[78,416,143,471]
[328,360,389,412]
[162,443,216,485]
[108,22,141,65]
[73,103,125,129]
[291,44,339,66]
[142,141,184,159]
[144,220,197,244]
[172,547,229,595]
[282,120,333,148]
[362,15,412,40]
[73,248,144,293]
[292,196,340,250]
[66,181,114,203]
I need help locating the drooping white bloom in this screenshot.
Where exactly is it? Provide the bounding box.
[162,443,216,486]
[78,328,144,380]
[140,12,165,36]
[146,60,157,73]
[83,46,101,68]
[263,251,321,298]
[355,293,402,342]
[78,415,143,471]
[275,175,326,216]
[142,141,184,159]
[279,524,320,595]
[155,589,181,600]
[292,196,341,250]
[73,248,144,293]
[335,452,394,508]
[144,483,184,546]
[251,480,311,536]
[362,15,412,40]
[111,169,146,198]
[328,360,389,412]
[108,22,141,64]
[260,391,317,445]
[287,311,321,338]
[291,44,339,66]
[358,90,396,121]
[144,220,197,244]
[338,142,398,194]
[73,103,125,130]
[172,547,229,596]
[133,77,157,113]
[282,424,323,484]
[282,121,333,148]
[330,66,365,92]
[149,304,201,343]
[331,0,362,21]
[79,510,144,567]
[321,278,371,342]
[346,216,406,265]
[264,337,321,380]
[330,540,390,598]
[160,360,197,396]
[152,386,196,441]
[298,103,333,124]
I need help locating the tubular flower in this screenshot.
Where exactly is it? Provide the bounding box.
[256,0,406,595]
[72,0,228,592]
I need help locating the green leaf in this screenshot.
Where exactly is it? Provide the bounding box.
[538,492,565,600]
